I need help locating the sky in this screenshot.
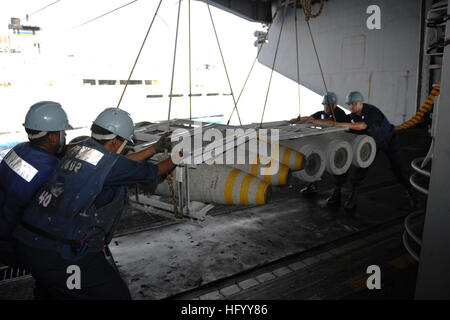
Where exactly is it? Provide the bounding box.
[0,0,324,139]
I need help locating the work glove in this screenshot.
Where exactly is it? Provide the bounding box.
[153,133,172,153]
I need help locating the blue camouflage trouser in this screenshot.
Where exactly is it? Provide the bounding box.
[17,242,131,300]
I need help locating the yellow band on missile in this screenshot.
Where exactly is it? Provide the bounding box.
[264,174,272,184]
[224,168,241,205]
[255,180,268,205]
[294,152,304,171]
[278,164,290,185]
[250,163,259,177]
[240,174,255,205]
[282,148,292,168]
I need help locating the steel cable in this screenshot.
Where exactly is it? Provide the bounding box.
[259,1,290,128]
[116,0,163,108]
[207,1,242,125]
[167,0,183,130]
[226,0,283,125]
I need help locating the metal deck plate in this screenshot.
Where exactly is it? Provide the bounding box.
[110,128,429,300]
[110,182,415,299]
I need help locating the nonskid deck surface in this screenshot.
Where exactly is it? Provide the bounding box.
[111,183,418,299]
[0,128,429,299]
[170,219,418,300]
[110,128,429,299]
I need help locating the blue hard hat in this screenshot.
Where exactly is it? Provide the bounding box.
[322,92,338,105]
[93,108,134,142]
[23,101,73,131]
[345,91,365,105]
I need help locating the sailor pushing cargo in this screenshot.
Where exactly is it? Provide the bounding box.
[13,108,177,300]
[290,92,349,125]
[0,101,76,299]
[290,92,350,195]
[0,101,73,268]
[308,91,418,212]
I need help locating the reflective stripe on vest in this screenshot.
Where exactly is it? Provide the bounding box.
[75,146,104,166]
[18,139,124,258]
[3,150,38,182]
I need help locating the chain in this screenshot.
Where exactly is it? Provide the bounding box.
[301,0,324,21]
[166,175,183,219]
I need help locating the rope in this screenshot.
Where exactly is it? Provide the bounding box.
[301,0,325,21]
[300,0,335,122]
[69,0,139,32]
[259,1,290,128]
[116,0,163,108]
[294,0,302,117]
[188,0,193,125]
[304,16,335,122]
[396,82,440,131]
[226,0,283,125]
[228,0,326,124]
[167,0,183,130]
[30,0,62,17]
[207,2,242,126]
[115,1,180,216]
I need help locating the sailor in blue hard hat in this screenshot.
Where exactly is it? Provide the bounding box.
[23,100,73,157]
[328,91,418,212]
[0,101,72,265]
[14,107,176,300]
[290,92,349,125]
[290,92,350,196]
[0,101,73,298]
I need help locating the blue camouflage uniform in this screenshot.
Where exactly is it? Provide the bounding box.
[14,138,159,299]
[0,142,58,266]
[311,106,349,123]
[334,103,411,188]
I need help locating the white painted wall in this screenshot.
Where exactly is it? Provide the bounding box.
[258,0,422,125]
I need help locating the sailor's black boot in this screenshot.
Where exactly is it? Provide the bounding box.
[326,186,341,207]
[344,186,358,213]
[301,182,317,196]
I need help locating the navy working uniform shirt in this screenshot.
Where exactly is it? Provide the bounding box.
[0,142,58,263]
[93,153,159,209]
[336,103,411,189]
[311,106,349,123]
[347,103,395,148]
[13,141,159,251]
